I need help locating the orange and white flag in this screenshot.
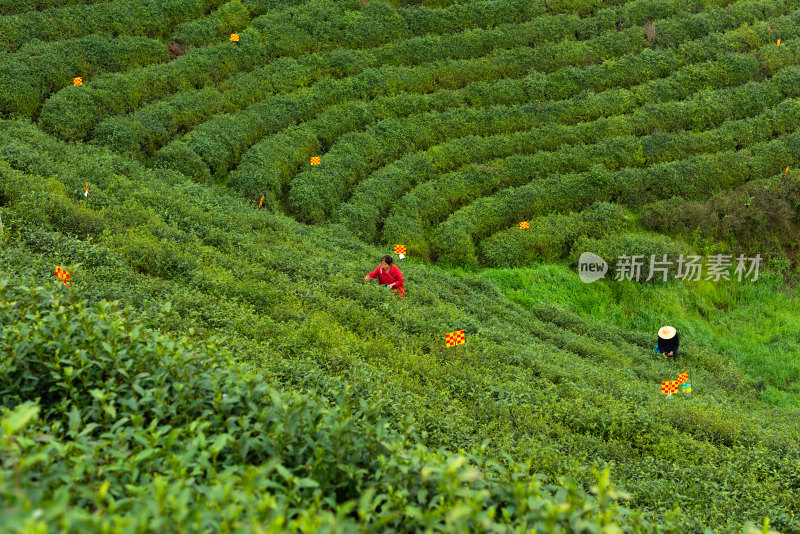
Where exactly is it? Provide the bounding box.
[84,182,89,197]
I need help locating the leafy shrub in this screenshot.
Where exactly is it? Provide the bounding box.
[0,0,228,53]
[0,280,683,533]
[171,0,252,48]
[480,202,632,267]
[641,174,800,257]
[0,36,167,118]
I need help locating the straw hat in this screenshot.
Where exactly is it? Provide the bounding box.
[658,325,676,339]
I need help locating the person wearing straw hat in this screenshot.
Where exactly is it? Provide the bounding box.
[655,325,679,359]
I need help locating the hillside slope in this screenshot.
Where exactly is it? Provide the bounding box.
[1,0,800,531]
[1,120,798,531]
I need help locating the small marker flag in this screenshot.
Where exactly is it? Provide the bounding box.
[310,156,321,165]
[677,371,688,385]
[394,245,406,254]
[73,77,82,86]
[661,381,678,395]
[777,38,781,46]
[84,182,89,197]
[55,266,71,287]
[785,166,790,175]
[445,330,465,347]
[258,195,264,208]
[230,34,239,41]
[519,221,529,229]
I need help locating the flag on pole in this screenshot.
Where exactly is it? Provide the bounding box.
[230,34,239,41]
[661,381,678,395]
[310,156,321,165]
[393,245,406,254]
[785,166,790,175]
[777,38,781,46]
[445,330,465,347]
[676,371,688,385]
[519,221,529,229]
[73,77,82,86]
[55,266,71,287]
[258,195,264,208]
[84,182,89,197]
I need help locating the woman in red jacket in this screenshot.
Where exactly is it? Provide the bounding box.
[364,255,405,297]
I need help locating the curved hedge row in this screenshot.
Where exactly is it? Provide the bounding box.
[432,121,800,265]
[0,0,110,16]
[0,0,228,53]
[90,88,228,160]
[338,42,797,244]
[0,36,168,118]
[479,202,632,267]
[170,0,252,48]
[95,15,600,160]
[36,0,361,141]
[167,46,541,183]
[379,51,800,261]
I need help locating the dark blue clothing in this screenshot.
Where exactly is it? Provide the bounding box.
[656,331,679,358]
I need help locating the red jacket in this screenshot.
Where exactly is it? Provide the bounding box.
[367,264,404,288]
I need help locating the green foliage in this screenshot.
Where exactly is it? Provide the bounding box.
[0,0,228,53]
[0,0,111,16]
[171,0,252,48]
[0,36,167,118]
[480,202,632,267]
[3,0,800,530]
[640,173,800,258]
[0,280,683,533]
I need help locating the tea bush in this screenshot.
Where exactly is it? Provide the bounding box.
[0,0,228,53]
[640,173,800,258]
[480,202,632,267]
[0,279,688,533]
[171,0,252,48]
[3,0,800,529]
[0,0,110,16]
[0,36,167,118]
[37,0,356,141]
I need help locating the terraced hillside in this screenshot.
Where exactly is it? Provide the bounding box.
[1,0,799,532]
